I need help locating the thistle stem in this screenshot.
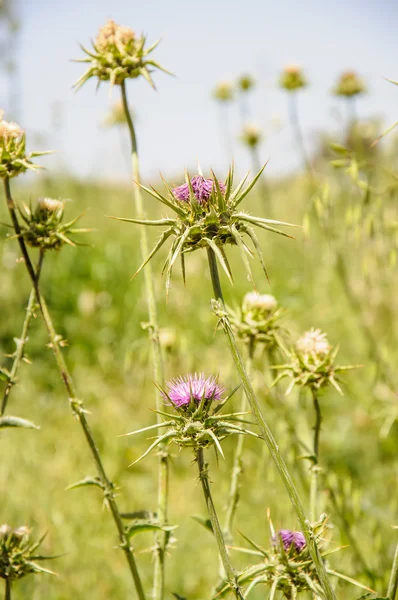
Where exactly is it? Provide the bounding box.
[1,251,44,416]
[206,247,336,600]
[196,448,245,600]
[4,580,10,600]
[288,92,314,181]
[223,341,254,543]
[310,390,322,522]
[3,178,146,600]
[387,540,398,600]
[120,80,168,600]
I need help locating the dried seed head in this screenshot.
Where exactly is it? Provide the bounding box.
[37,197,64,213]
[280,65,307,91]
[0,112,24,142]
[95,19,135,52]
[296,328,330,358]
[243,292,277,313]
[334,70,366,97]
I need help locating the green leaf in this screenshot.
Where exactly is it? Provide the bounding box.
[121,511,157,520]
[0,416,39,430]
[191,515,213,534]
[330,143,349,155]
[66,477,103,491]
[125,521,177,539]
[0,367,11,382]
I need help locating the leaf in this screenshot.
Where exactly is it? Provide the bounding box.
[191,515,213,534]
[0,416,39,430]
[66,477,103,491]
[121,511,157,520]
[330,143,349,155]
[125,521,177,539]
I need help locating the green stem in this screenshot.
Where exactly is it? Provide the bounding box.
[4,580,10,600]
[196,448,245,600]
[223,341,254,543]
[120,81,168,600]
[206,247,336,600]
[3,178,146,600]
[310,390,322,522]
[387,540,398,600]
[1,251,44,416]
[288,92,314,182]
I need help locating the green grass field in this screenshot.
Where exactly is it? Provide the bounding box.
[1,156,397,599]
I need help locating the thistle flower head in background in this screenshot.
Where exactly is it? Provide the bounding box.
[103,100,131,127]
[272,327,357,395]
[111,164,298,295]
[334,70,366,97]
[230,292,286,353]
[123,374,259,461]
[237,74,255,92]
[73,19,171,90]
[0,111,50,179]
[213,81,234,102]
[12,197,90,251]
[240,124,262,148]
[0,524,56,582]
[279,64,307,92]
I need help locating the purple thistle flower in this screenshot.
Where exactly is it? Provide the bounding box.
[278,529,306,552]
[172,175,226,204]
[163,373,225,408]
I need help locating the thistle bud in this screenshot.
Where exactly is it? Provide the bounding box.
[240,124,262,148]
[74,19,170,90]
[0,111,48,178]
[238,74,255,92]
[296,328,330,359]
[213,81,234,102]
[230,292,284,352]
[279,64,307,92]
[0,524,55,582]
[242,292,277,315]
[334,70,366,97]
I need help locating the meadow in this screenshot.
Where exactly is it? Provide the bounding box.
[0,19,397,600]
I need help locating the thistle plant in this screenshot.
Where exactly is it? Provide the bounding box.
[279,65,314,179]
[217,515,374,598]
[1,119,147,599]
[0,524,56,599]
[273,328,357,521]
[75,20,171,599]
[124,373,258,600]
[334,70,366,128]
[116,165,339,600]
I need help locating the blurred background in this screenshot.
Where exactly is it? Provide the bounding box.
[0,1,398,599]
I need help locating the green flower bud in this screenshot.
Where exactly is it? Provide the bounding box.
[279,65,307,92]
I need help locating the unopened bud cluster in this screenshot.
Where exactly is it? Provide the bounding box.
[280,65,307,91]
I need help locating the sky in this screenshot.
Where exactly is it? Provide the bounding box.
[1,0,398,182]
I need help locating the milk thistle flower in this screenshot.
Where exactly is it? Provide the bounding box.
[73,19,170,90]
[273,328,356,395]
[123,373,258,461]
[11,197,89,251]
[111,165,297,294]
[0,111,49,179]
[277,529,306,553]
[333,70,366,98]
[279,65,307,92]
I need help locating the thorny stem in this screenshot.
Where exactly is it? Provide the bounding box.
[206,247,337,600]
[223,342,253,544]
[196,448,246,600]
[121,80,168,600]
[288,93,314,182]
[4,580,10,600]
[310,390,322,522]
[1,251,44,416]
[387,540,398,600]
[3,178,147,600]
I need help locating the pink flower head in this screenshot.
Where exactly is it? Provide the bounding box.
[278,529,306,552]
[172,175,226,204]
[163,373,224,408]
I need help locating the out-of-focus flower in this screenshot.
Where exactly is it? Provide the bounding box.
[279,65,307,92]
[240,124,262,148]
[278,529,306,552]
[237,74,255,92]
[0,524,56,582]
[333,70,366,97]
[213,81,234,102]
[74,19,171,90]
[103,100,131,127]
[296,328,330,358]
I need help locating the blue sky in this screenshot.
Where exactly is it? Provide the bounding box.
[3,0,398,181]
